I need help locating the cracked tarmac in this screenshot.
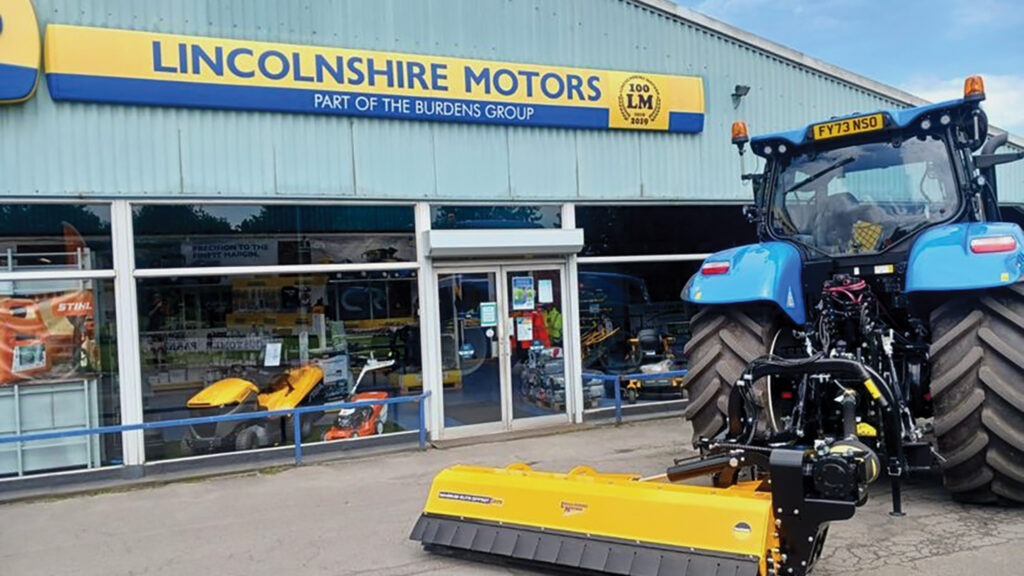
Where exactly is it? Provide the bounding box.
[1,417,1021,575]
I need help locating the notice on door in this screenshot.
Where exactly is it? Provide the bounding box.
[516,316,534,342]
[480,302,498,327]
[512,277,535,311]
[538,279,554,304]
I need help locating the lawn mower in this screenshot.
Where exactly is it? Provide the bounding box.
[181,363,323,454]
[322,356,395,441]
[623,328,685,403]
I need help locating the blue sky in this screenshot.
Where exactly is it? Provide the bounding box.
[674,0,1024,132]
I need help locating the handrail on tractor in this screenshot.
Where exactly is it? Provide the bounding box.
[0,391,432,468]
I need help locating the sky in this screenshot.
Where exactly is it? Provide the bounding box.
[674,0,1024,133]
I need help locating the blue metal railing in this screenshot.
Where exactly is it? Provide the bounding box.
[0,391,431,468]
[585,369,689,424]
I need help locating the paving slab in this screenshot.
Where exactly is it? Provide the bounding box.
[1,417,1020,576]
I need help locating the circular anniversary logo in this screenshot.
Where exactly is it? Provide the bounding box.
[618,75,661,126]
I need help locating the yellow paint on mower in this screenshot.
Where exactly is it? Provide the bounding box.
[413,463,779,575]
[186,378,258,407]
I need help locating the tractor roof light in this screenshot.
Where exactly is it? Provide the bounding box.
[964,75,986,101]
[731,121,749,145]
[701,261,731,275]
[732,121,750,155]
[970,235,1017,254]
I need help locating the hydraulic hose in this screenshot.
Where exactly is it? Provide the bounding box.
[744,355,906,514]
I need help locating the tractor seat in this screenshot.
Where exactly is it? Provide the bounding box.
[636,329,663,355]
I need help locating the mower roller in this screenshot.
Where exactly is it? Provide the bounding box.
[412,436,877,576]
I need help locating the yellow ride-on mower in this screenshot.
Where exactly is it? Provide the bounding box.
[182,363,324,455]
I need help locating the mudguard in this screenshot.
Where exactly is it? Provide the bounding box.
[905,222,1024,292]
[683,242,806,325]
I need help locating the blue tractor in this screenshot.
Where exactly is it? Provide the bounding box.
[683,76,1024,509]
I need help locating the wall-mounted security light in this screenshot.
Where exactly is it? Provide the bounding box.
[732,84,751,108]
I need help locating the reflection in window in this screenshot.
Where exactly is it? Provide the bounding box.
[0,279,120,477]
[578,262,700,409]
[0,204,113,270]
[137,272,421,461]
[577,205,756,257]
[133,204,415,268]
[431,205,562,229]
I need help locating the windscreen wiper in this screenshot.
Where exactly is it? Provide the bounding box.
[786,156,854,193]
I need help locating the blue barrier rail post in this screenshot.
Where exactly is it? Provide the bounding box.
[614,376,623,425]
[418,393,427,450]
[293,412,303,465]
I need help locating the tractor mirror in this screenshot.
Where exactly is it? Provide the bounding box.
[974,151,1024,170]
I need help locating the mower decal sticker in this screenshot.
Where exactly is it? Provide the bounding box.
[44,24,705,133]
[437,491,503,506]
[0,0,41,104]
[560,501,588,517]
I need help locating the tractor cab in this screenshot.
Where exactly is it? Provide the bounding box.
[738,76,1020,261]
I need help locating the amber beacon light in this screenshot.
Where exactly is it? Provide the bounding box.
[964,75,986,100]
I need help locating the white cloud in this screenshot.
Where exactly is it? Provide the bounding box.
[901,74,1024,136]
[950,0,1024,29]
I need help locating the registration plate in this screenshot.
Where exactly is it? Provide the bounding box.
[811,113,885,140]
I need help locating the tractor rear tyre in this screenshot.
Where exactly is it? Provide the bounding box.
[930,283,1024,504]
[682,306,779,443]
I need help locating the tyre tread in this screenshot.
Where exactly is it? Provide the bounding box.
[930,284,1024,504]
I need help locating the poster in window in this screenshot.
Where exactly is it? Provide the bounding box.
[511,277,535,311]
[515,316,534,342]
[538,279,554,304]
[479,302,498,327]
[0,289,99,385]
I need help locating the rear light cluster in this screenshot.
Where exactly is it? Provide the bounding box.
[701,261,730,275]
[969,235,1018,254]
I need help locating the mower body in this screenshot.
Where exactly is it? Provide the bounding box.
[323,390,389,440]
[182,364,323,454]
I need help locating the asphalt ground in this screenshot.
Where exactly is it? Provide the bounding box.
[1,417,1022,576]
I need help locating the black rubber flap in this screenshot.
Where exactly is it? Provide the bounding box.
[410,514,759,576]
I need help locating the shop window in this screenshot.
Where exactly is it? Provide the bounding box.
[576,205,756,257]
[133,204,415,268]
[0,204,113,270]
[578,262,700,409]
[431,205,562,229]
[0,279,120,477]
[138,271,421,461]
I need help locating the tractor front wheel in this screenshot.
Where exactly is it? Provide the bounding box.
[930,283,1024,504]
[682,306,779,443]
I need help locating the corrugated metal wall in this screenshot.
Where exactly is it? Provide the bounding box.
[2,0,1022,202]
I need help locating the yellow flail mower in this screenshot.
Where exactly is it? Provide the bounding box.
[411,438,877,576]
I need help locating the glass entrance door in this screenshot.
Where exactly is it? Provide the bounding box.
[435,264,569,437]
[436,271,503,430]
[505,267,567,421]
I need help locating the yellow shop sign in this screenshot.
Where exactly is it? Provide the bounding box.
[44,24,705,132]
[0,0,41,104]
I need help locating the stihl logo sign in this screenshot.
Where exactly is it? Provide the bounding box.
[52,295,94,316]
[56,301,92,313]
